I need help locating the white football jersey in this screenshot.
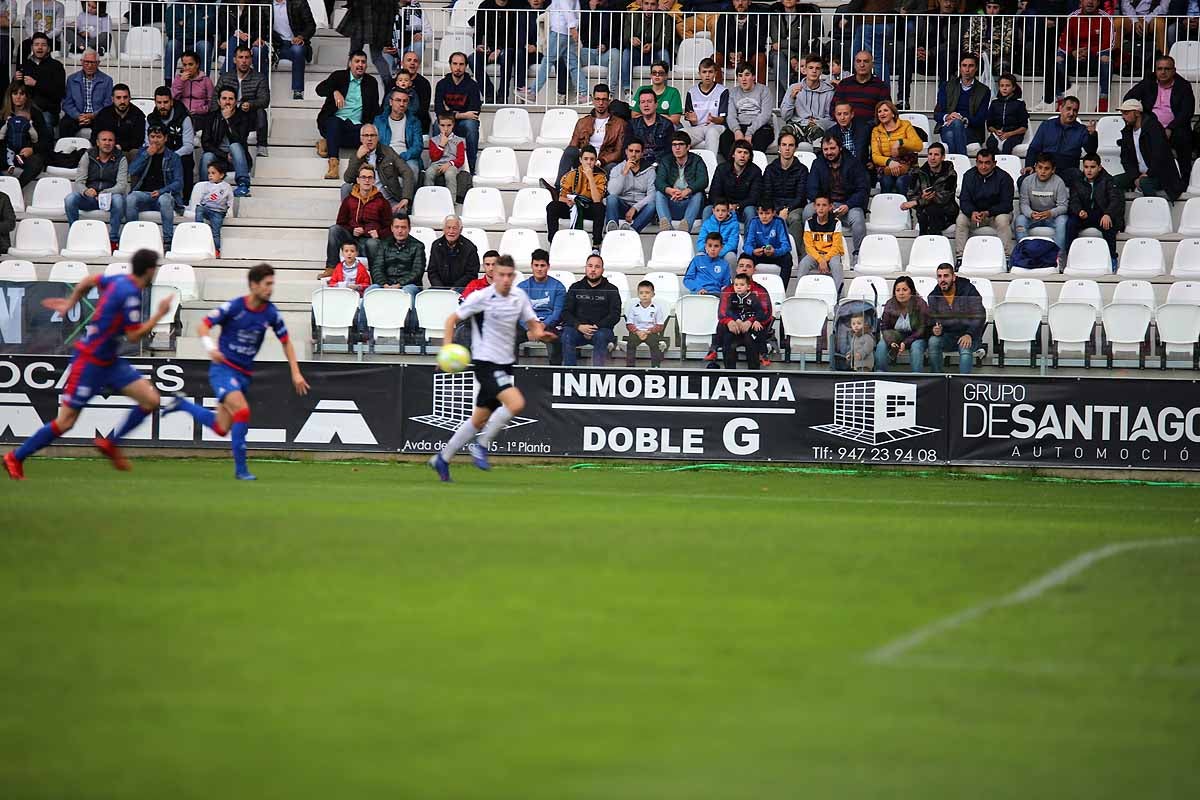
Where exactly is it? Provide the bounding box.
[455,285,537,365]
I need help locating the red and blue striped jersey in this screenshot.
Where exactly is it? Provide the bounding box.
[75,274,144,364]
[205,296,289,374]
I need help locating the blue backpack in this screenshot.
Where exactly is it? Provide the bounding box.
[1010,238,1060,271]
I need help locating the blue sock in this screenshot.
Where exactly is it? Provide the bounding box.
[231,422,249,474]
[172,398,222,433]
[111,406,149,442]
[14,420,62,461]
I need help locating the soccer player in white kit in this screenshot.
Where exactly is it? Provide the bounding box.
[430,255,551,481]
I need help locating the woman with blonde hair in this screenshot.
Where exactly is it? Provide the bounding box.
[870,99,922,194]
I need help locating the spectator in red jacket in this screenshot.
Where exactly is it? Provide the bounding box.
[323,163,392,270]
[1042,0,1114,113]
[462,250,499,298]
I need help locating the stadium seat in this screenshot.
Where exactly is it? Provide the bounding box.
[1177,198,1200,236]
[0,259,36,280]
[60,220,112,258]
[793,274,838,318]
[7,218,59,258]
[410,186,456,228]
[599,229,645,269]
[845,275,888,310]
[114,221,163,258]
[1116,237,1166,278]
[47,260,89,282]
[182,182,208,220]
[523,147,564,187]
[147,283,182,350]
[1171,236,1200,277]
[1124,196,1173,237]
[967,277,996,322]
[1188,160,1200,196]
[0,175,24,213]
[472,147,521,187]
[409,225,437,255]
[753,273,787,308]
[1102,302,1153,364]
[311,287,360,351]
[1100,153,1124,177]
[912,275,937,300]
[675,293,720,357]
[1167,280,1200,306]
[646,231,694,273]
[752,150,770,173]
[166,222,216,260]
[1049,300,1098,361]
[156,263,198,302]
[437,33,474,67]
[461,227,491,255]
[103,262,130,276]
[446,0,478,32]
[1063,237,1112,277]
[780,296,829,365]
[413,290,463,349]
[363,288,412,350]
[548,229,593,268]
[1003,277,1049,319]
[864,194,910,234]
[45,137,91,177]
[644,271,681,315]
[460,187,507,227]
[694,149,719,182]
[796,151,817,170]
[1113,279,1157,309]
[906,235,954,275]
[900,113,932,154]
[507,188,552,228]
[26,177,71,219]
[606,270,632,304]
[1010,126,1036,159]
[958,236,1006,276]
[120,25,164,64]
[535,108,579,146]
[1154,302,1200,364]
[675,37,716,80]
[1169,40,1200,82]
[498,227,542,266]
[1057,279,1104,319]
[1095,115,1123,156]
[946,154,971,194]
[487,108,534,146]
[854,234,902,275]
[994,300,1043,363]
[549,269,577,286]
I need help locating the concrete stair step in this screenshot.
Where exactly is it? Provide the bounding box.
[235,196,343,220]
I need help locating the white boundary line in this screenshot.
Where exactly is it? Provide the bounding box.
[866,537,1200,664]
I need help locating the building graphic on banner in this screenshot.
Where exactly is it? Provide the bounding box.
[410,371,537,432]
[811,380,940,445]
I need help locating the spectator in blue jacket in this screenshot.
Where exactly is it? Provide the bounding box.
[696,198,740,268]
[59,49,112,138]
[684,233,733,295]
[125,125,184,248]
[518,248,566,364]
[374,88,424,187]
[1021,96,1097,186]
[955,148,1014,257]
[926,262,986,374]
[804,135,868,258]
[743,204,794,285]
[934,53,991,156]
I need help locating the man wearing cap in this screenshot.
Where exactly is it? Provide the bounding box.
[1114,97,1185,202]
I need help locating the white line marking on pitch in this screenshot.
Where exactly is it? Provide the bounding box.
[865,537,1200,664]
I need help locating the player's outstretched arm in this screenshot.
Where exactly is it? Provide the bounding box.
[41,274,99,316]
[283,340,310,396]
[125,294,176,343]
[197,319,225,364]
[527,318,553,343]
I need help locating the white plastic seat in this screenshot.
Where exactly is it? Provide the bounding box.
[410,186,456,228]
[507,188,552,228]
[1100,153,1124,177]
[155,263,198,302]
[946,154,971,195]
[548,229,593,269]
[363,288,412,344]
[1171,239,1200,277]
[103,262,131,276]
[413,289,461,343]
[165,222,216,260]
[459,187,507,227]
[45,137,91,177]
[1003,277,1048,319]
[498,227,542,266]
[523,147,564,187]
[1102,302,1153,358]
[114,221,163,258]
[994,301,1043,358]
[646,231,694,273]
[1113,279,1157,310]
[0,175,24,213]
[436,33,474,68]
[311,287,360,346]
[447,0,479,32]
[1095,114,1123,156]
[147,283,182,349]
[1154,303,1200,360]
[958,236,1006,277]
[472,147,521,187]
[1064,237,1113,277]
[461,227,491,256]
[599,229,645,269]
[864,194,910,234]
[535,109,579,146]
[0,259,36,280]
[781,296,829,358]
[120,25,164,64]
[1116,237,1166,278]
[644,271,681,315]
[1177,198,1200,236]
[796,151,817,170]
[1167,281,1200,305]
[1010,126,1036,159]
[845,275,888,310]
[27,177,72,218]
[1172,40,1200,82]
[487,107,534,146]
[752,151,769,173]
[182,182,208,220]
[1124,196,1173,237]
[1049,301,1098,358]
[793,274,838,318]
[995,154,1022,187]
[967,277,995,322]
[60,220,112,258]
[694,149,719,181]
[753,274,786,308]
[912,275,937,299]
[675,293,719,355]
[906,235,954,275]
[7,218,59,258]
[606,271,631,305]
[1188,160,1200,196]
[548,270,577,286]
[854,234,902,275]
[1057,279,1104,320]
[674,37,716,79]
[409,225,437,255]
[47,260,90,282]
[900,113,932,154]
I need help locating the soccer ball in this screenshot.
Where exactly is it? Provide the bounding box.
[437,343,471,373]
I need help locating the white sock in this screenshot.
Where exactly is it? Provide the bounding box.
[478,406,514,448]
[441,420,479,463]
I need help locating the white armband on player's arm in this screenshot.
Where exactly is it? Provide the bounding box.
[201,335,217,354]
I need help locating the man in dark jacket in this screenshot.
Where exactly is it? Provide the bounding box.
[762,131,808,245]
[626,88,675,167]
[368,214,425,300]
[1068,153,1124,267]
[933,54,991,156]
[270,0,318,101]
[434,51,483,172]
[902,142,959,235]
[804,135,869,257]
[212,45,270,157]
[708,140,761,228]
[829,100,872,170]
[342,124,414,213]
[64,130,128,247]
[1115,98,1186,202]
[955,148,1014,257]
[316,51,381,180]
[201,88,254,196]
[427,215,480,291]
[91,83,146,155]
[926,262,986,374]
[1021,97,1097,186]
[468,0,536,104]
[145,86,196,204]
[15,32,65,129]
[1123,55,1195,178]
[561,254,622,367]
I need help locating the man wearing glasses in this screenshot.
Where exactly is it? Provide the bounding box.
[1122,54,1194,177]
[59,49,112,138]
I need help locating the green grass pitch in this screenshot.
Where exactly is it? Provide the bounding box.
[2,459,1198,799]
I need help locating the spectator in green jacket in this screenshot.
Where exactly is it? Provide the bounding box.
[654,131,709,233]
[368,213,425,302]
